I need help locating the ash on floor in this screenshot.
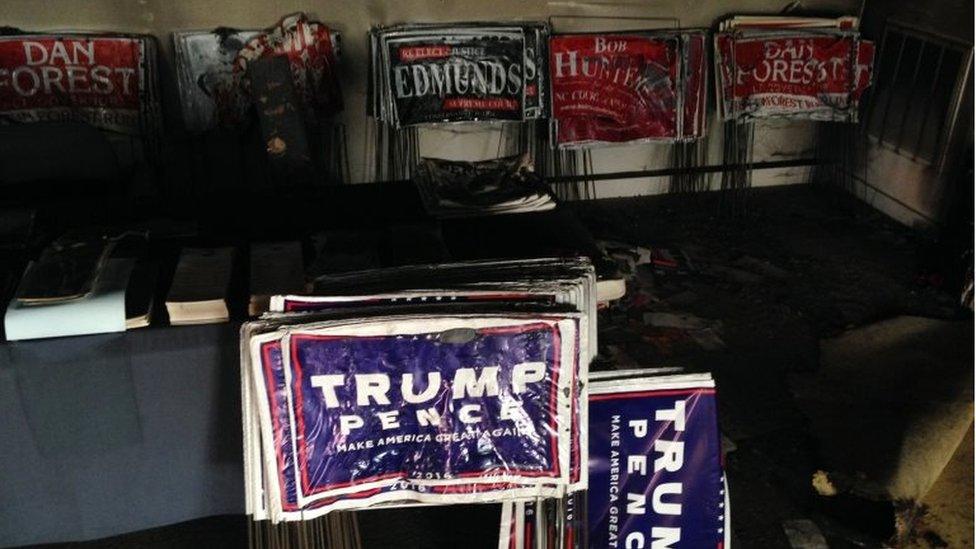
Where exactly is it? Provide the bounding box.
[572,185,972,548]
[36,186,970,549]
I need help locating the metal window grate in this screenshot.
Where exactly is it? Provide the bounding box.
[865,20,973,170]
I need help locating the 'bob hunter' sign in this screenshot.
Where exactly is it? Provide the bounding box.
[549,32,708,147]
[0,34,159,136]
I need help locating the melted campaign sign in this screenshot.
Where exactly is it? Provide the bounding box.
[716,32,874,122]
[548,32,708,148]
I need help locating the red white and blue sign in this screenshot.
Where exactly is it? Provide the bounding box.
[587,375,725,548]
[248,315,582,519]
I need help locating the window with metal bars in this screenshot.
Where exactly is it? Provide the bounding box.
[864,20,973,170]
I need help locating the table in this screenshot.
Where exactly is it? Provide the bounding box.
[0,185,609,546]
[0,324,242,546]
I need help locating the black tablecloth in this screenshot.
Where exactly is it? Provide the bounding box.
[0,185,606,546]
[0,324,242,547]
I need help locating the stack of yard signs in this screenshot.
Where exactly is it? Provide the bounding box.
[413,154,556,218]
[0,31,162,158]
[499,368,729,549]
[715,16,875,122]
[548,30,709,148]
[241,257,596,529]
[368,23,549,127]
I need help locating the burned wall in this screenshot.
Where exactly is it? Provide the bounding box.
[4,0,861,195]
[854,0,973,227]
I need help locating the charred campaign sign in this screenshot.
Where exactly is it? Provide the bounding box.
[716,33,875,121]
[385,33,530,126]
[588,380,724,548]
[256,339,547,516]
[549,33,707,147]
[249,317,581,519]
[0,34,157,135]
[681,33,708,140]
[174,14,341,133]
[234,14,342,121]
[370,24,548,127]
[174,30,261,132]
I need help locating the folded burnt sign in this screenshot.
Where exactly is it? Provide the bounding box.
[549,32,707,148]
[174,13,341,132]
[0,33,160,137]
[715,31,875,122]
[370,23,548,127]
[173,29,260,131]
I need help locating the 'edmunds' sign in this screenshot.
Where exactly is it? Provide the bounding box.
[385,33,534,126]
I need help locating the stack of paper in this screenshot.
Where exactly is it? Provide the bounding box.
[414,154,556,218]
[241,257,596,523]
[249,242,305,317]
[5,233,155,340]
[124,258,156,330]
[165,247,234,325]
